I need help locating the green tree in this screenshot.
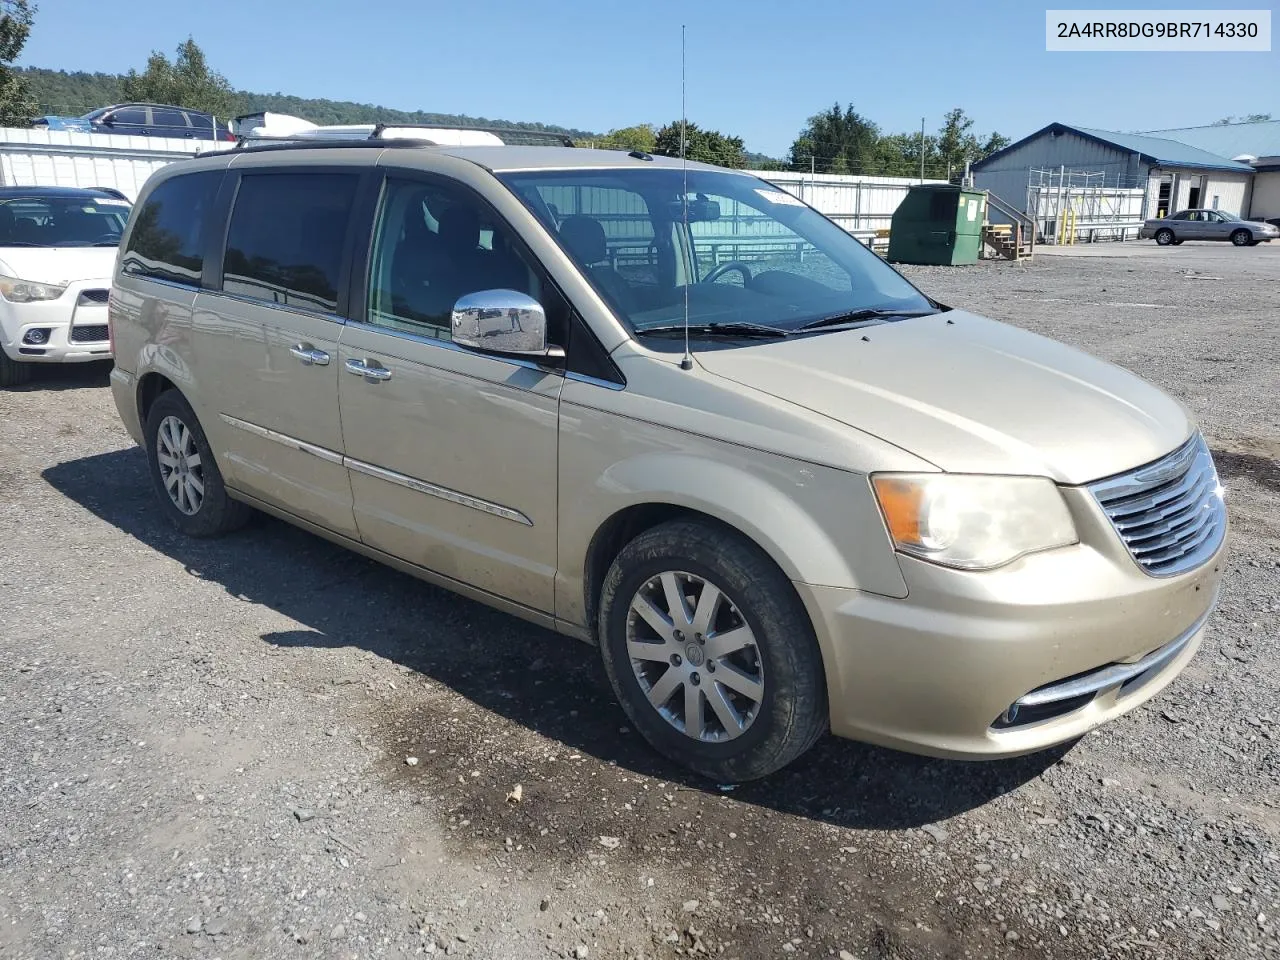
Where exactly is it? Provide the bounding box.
[787,103,880,174]
[936,107,975,173]
[0,1,37,125]
[590,123,657,152]
[934,108,1010,176]
[121,37,236,117]
[653,120,746,168]
[873,131,938,178]
[981,131,1011,154]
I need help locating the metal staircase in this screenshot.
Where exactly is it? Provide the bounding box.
[981,192,1035,261]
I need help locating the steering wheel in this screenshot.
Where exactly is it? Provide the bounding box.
[702,260,753,285]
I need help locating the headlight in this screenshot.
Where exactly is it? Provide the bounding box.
[871,473,1077,570]
[0,275,67,302]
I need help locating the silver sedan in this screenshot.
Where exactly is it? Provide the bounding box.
[1140,209,1280,246]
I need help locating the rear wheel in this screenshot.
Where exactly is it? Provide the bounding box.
[0,351,32,388]
[1155,228,1175,246]
[144,389,251,538]
[598,519,828,782]
[1231,229,1251,246]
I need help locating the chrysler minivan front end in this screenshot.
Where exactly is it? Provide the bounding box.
[500,161,1228,767]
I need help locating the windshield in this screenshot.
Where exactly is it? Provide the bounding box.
[499,168,935,336]
[0,196,131,247]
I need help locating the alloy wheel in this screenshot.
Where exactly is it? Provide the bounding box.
[156,415,205,515]
[625,571,765,742]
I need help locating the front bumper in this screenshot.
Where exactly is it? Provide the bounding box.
[798,485,1227,759]
[0,283,113,364]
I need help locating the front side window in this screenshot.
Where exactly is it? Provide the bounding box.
[0,196,131,248]
[121,172,220,284]
[222,172,358,313]
[366,177,540,339]
[109,107,147,127]
[500,168,933,338]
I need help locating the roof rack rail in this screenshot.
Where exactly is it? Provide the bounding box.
[226,111,575,148]
[367,123,574,147]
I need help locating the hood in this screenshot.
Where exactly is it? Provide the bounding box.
[694,311,1191,484]
[0,246,117,286]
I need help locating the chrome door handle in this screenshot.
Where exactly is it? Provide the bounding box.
[344,357,393,382]
[289,343,330,366]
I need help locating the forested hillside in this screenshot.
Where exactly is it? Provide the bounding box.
[18,66,600,138]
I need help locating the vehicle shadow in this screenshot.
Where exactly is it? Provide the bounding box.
[10,360,113,391]
[43,447,1068,831]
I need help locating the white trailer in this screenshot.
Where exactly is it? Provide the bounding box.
[0,127,232,201]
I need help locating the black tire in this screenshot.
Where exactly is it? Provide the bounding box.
[0,351,33,388]
[144,389,251,538]
[598,519,828,782]
[1230,229,1251,247]
[1155,228,1175,246]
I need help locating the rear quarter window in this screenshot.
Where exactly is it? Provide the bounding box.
[220,172,359,314]
[120,171,222,286]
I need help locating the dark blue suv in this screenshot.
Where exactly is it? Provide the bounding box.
[34,103,235,141]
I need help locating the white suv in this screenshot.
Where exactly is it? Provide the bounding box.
[0,186,132,386]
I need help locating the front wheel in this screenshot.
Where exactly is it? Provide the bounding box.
[144,389,251,538]
[598,519,828,782]
[0,351,33,388]
[1231,229,1252,247]
[1155,228,1175,246]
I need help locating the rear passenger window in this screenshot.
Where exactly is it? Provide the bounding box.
[153,109,188,128]
[222,173,358,314]
[121,171,221,286]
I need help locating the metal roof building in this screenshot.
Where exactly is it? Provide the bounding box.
[971,121,1273,231]
[1140,120,1280,166]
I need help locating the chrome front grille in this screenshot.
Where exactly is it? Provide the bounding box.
[1089,433,1226,577]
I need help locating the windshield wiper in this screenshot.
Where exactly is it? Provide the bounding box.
[797,308,937,331]
[637,321,790,339]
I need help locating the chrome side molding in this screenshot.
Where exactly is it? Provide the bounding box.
[218,413,531,525]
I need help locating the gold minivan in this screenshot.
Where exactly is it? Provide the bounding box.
[107,132,1228,780]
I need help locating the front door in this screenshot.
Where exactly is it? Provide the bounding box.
[196,168,363,539]
[1203,211,1233,240]
[337,174,563,612]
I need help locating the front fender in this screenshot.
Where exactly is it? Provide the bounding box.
[555,406,909,629]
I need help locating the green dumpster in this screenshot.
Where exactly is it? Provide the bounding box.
[886,184,986,266]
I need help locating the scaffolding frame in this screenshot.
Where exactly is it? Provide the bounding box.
[1027,167,1148,243]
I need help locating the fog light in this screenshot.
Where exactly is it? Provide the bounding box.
[22,328,49,345]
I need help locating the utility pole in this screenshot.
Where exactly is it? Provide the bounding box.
[919,117,926,183]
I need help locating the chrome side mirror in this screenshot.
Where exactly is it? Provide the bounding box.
[451,290,564,362]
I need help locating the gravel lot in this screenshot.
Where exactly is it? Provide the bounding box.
[2,241,1278,960]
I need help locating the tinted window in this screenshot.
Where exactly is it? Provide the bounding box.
[153,109,188,128]
[367,177,540,338]
[121,172,221,285]
[110,108,147,127]
[1168,212,1189,221]
[222,173,358,313]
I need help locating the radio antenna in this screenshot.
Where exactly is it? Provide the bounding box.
[679,23,693,371]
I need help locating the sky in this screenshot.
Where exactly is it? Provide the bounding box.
[18,0,1279,158]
